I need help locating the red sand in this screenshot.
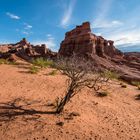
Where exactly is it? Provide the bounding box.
[0,62,140,140]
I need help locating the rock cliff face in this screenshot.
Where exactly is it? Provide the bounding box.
[59,22,140,83]
[0,38,57,61]
[59,22,123,59]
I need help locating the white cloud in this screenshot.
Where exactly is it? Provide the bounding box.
[92,20,123,28]
[96,33,102,36]
[22,31,33,36]
[32,35,56,50]
[103,27,140,49]
[6,12,20,20]
[47,34,52,37]
[92,0,114,25]
[61,0,76,28]
[91,0,123,29]
[91,0,140,51]
[24,23,32,30]
[22,31,29,35]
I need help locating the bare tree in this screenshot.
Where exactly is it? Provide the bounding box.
[54,56,110,113]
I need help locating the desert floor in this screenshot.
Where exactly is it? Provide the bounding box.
[0,62,140,140]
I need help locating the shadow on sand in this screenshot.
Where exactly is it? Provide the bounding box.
[0,98,56,122]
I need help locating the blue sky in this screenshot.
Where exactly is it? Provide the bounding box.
[0,0,140,52]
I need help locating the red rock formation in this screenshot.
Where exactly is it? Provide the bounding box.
[59,22,140,83]
[0,38,57,61]
[59,22,123,59]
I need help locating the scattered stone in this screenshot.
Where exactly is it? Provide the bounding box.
[69,112,80,117]
[56,121,64,126]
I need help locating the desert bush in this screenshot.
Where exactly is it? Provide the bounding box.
[32,57,54,68]
[0,59,9,64]
[8,61,17,65]
[102,70,119,80]
[54,56,110,113]
[29,65,40,74]
[0,59,17,65]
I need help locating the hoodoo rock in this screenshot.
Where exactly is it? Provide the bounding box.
[59,22,123,59]
[59,22,140,83]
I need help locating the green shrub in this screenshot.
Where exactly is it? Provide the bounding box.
[102,70,119,80]
[0,59,8,64]
[0,59,17,65]
[131,81,140,86]
[29,66,40,74]
[8,61,17,65]
[32,58,54,68]
[97,91,109,97]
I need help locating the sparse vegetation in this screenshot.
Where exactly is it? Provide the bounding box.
[0,59,17,65]
[54,56,110,113]
[131,81,140,86]
[32,57,54,68]
[103,70,119,80]
[29,65,40,74]
[0,59,8,64]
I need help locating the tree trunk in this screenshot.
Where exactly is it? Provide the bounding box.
[56,89,73,114]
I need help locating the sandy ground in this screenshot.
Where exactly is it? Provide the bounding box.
[0,62,140,140]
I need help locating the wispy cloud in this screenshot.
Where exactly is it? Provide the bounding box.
[92,20,123,29]
[91,0,140,51]
[32,34,56,50]
[61,0,76,28]
[22,31,29,35]
[22,30,33,36]
[24,23,32,30]
[92,0,114,25]
[99,24,140,51]
[91,0,123,29]
[111,30,140,46]
[6,12,20,20]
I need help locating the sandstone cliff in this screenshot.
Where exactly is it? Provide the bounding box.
[59,22,140,83]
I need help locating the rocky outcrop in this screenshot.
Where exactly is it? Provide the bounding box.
[0,38,57,61]
[59,22,140,83]
[59,22,123,59]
